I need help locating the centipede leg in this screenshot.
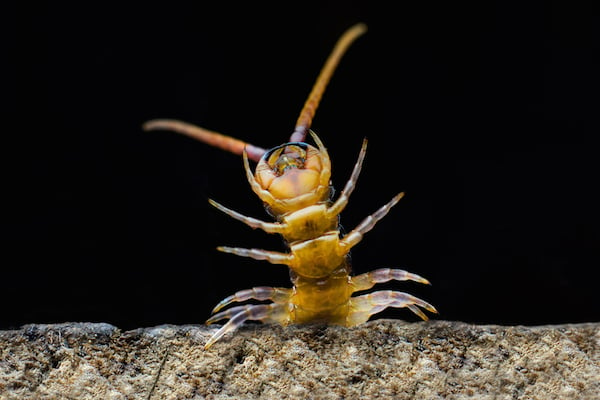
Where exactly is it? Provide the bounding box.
[209,199,285,234]
[210,286,291,313]
[217,246,292,266]
[206,305,256,324]
[351,268,431,292]
[346,290,438,326]
[339,192,405,251]
[327,138,368,218]
[204,303,290,349]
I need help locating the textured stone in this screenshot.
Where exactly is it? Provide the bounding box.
[0,320,598,399]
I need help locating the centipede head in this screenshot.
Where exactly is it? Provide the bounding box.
[244,131,332,216]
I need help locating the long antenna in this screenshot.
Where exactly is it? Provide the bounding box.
[290,23,367,143]
[142,119,267,162]
[143,23,367,161]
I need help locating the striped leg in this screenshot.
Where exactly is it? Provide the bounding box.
[347,290,437,327]
[351,268,431,292]
[209,199,285,234]
[204,303,290,349]
[217,246,292,266]
[340,192,405,251]
[210,286,291,313]
[327,138,368,218]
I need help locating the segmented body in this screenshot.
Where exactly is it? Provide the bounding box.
[144,23,437,349]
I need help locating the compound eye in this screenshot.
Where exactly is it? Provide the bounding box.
[256,142,323,199]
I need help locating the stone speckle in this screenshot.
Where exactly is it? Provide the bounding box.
[1,320,598,399]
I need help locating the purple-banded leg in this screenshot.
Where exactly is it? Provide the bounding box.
[204,303,290,349]
[351,268,431,292]
[347,290,438,327]
[210,286,291,314]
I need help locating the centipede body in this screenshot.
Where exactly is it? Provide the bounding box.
[144,23,437,349]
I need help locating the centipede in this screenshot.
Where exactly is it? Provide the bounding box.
[144,23,437,349]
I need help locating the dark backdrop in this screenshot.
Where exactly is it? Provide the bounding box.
[5,1,599,330]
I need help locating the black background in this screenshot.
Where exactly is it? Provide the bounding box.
[4,1,599,330]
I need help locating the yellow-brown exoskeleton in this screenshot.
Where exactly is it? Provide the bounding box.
[144,23,437,349]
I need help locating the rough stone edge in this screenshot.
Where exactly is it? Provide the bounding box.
[1,320,599,400]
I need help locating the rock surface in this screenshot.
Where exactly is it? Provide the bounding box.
[0,320,598,399]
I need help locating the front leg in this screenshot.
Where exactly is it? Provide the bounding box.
[217,246,293,266]
[209,199,285,234]
[339,192,404,251]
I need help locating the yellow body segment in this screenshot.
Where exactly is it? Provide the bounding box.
[288,232,347,278]
[291,266,353,324]
[278,204,338,242]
